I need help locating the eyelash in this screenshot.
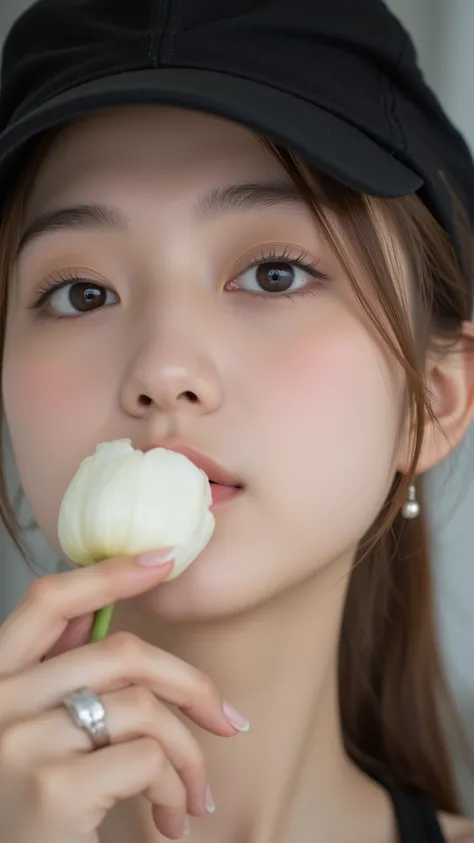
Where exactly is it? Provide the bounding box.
[30,269,115,319]
[239,246,330,300]
[29,247,330,319]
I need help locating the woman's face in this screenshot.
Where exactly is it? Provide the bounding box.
[3,106,407,621]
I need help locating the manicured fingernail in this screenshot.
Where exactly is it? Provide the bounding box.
[137,548,176,566]
[222,701,250,732]
[205,784,216,814]
[183,815,191,835]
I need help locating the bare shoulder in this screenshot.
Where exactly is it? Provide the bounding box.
[439,811,474,843]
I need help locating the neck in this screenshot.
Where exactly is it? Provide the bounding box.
[101,555,393,843]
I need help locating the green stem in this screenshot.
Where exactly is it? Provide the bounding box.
[90,603,116,642]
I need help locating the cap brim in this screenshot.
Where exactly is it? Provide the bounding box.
[0,66,423,197]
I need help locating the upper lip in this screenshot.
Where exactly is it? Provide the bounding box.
[143,442,242,487]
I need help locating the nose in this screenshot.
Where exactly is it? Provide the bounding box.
[120,322,223,420]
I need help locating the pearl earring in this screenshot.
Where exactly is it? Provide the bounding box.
[401,484,420,519]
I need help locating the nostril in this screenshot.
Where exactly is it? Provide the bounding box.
[137,391,199,407]
[180,390,199,403]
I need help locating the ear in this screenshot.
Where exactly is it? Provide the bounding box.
[397,320,474,475]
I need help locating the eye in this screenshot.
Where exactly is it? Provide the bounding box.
[51,282,118,316]
[32,276,119,317]
[228,248,330,298]
[239,261,308,294]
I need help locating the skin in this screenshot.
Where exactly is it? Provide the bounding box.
[3,105,474,843]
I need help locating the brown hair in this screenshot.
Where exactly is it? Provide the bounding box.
[0,126,473,813]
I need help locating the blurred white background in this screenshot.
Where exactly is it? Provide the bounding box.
[1,0,474,814]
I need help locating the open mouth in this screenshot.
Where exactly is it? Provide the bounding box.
[209,480,243,506]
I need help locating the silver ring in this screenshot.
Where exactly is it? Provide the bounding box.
[62,687,111,750]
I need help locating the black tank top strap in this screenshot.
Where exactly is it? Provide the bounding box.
[363,767,447,843]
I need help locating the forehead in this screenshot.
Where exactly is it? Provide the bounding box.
[25,105,291,216]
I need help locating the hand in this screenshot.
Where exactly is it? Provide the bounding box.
[0,554,244,842]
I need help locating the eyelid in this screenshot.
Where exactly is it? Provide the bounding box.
[228,244,331,292]
[28,272,119,321]
[29,271,117,310]
[229,243,319,275]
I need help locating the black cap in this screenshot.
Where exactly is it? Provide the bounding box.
[0,0,473,266]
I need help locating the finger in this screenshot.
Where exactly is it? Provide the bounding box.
[1,632,242,737]
[38,738,188,841]
[0,553,174,674]
[42,613,95,660]
[3,686,209,817]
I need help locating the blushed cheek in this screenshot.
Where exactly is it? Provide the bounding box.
[256,317,402,531]
[2,349,109,546]
[4,350,100,439]
[271,317,396,425]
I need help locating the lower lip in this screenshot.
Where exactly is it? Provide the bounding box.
[210,484,242,506]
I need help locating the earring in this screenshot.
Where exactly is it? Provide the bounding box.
[401,484,420,519]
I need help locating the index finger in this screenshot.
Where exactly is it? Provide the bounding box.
[0,554,174,676]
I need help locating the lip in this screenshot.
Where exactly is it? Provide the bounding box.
[210,483,243,508]
[143,441,243,490]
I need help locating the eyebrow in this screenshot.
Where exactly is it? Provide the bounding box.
[14,180,308,263]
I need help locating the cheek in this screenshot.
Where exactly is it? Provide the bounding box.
[249,312,403,544]
[2,343,111,544]
[6,353,90,418]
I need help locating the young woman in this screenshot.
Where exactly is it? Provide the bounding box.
[0,1,473,842]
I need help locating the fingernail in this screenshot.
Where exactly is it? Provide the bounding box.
[205,784,216,814]
[137,548,176,567]
[222,701,250,732]
[183,815,191,835]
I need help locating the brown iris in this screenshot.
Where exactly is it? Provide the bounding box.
[256,262,294,293]
[69,283,107,312]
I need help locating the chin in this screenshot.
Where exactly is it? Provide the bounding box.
[131,537,279,624]
[136,533,326,625]
[140,559,253,623]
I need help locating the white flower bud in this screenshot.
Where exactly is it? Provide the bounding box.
[58,439,215,580]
